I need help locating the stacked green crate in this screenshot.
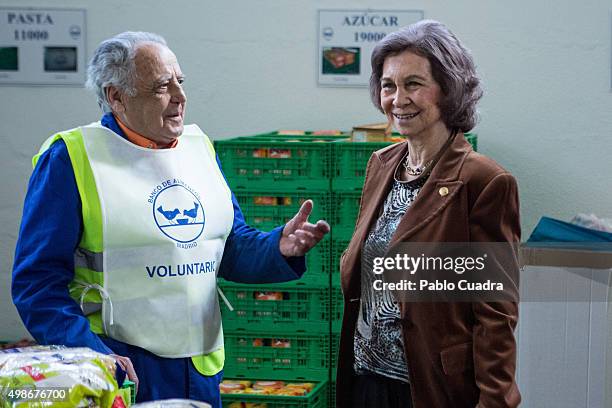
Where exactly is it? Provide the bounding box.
[215,132,344,407]
[221,381,328,408]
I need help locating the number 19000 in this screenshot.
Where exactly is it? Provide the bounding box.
[354,32,386,42]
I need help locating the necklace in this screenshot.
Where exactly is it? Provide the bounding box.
[403,157,433,176]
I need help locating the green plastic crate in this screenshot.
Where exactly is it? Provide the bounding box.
[330,287,343,334]
[221,379,328,408]
[328,380,336,408]
[219,238,331,287]
[219,282,331,333]
[224,330,330,381]
[331,141,391,191]
[234,189,331,232]
[215,132,345,190]
[331,191,362,238]
[330,333,340,381]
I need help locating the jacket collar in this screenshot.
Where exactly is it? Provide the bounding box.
[360,133,473,246]
[375,132,471,182]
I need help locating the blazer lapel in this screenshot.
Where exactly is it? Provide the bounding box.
[353,143,407,246]
[342,142,406,296]
[389,133,471,246]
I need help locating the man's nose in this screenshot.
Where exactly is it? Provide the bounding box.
[171,82,186,104]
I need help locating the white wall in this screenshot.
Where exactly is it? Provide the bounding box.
[1,0,611,341]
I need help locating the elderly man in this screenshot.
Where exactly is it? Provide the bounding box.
[12,32,330,406]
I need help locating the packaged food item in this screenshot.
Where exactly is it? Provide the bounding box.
[279,197,292,206]
[228,402,268,408]
[387,136,404,143]
[253,196,277,206]
[252,149,268,158]
[252,339,263,347]
[219,380,252,394]
[253,381,284,390]
[242,387,270,395]
[351,122,392,142]
[254,292,283,301]
[277,130,305,136]
[0,345,123,408]
[222,380,316,401]
[285,382,315,392]
[268,149,291,159]
[271,388,305,396]
[133,399,211,407]
[271,339,291,348]
[312,130,342,136]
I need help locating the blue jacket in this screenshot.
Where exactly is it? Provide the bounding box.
[12,113,305,406]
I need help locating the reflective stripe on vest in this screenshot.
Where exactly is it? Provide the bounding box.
[35,125,226,375]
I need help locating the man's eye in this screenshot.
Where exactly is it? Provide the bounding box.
[178,78,185,85]
[406,81,420,87]
[381,83,394,90]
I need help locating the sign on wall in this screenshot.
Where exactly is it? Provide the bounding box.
[0,7,86,86]
[317,9,423,86]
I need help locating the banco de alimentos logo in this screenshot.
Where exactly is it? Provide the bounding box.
[150,179,205,246]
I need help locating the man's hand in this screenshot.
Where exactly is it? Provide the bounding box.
[111,354,139,394]
[280,200,330,257]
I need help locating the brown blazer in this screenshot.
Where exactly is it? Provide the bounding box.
[335,134,521,408]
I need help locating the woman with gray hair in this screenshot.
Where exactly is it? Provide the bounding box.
[336,20,521,407]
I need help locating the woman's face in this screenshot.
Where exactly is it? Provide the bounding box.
[380,50,446,138]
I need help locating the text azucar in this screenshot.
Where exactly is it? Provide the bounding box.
[146,261,216,278]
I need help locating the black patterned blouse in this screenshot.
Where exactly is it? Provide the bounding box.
[353,172,428,383]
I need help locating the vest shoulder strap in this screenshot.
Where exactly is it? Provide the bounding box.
[33,127,103,252]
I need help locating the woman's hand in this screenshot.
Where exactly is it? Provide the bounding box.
[280,200,330,257]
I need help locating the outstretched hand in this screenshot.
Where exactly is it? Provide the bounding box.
[280,200,330,257]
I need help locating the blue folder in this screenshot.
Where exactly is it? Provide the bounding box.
[527,216,612,251]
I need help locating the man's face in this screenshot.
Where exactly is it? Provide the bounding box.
[115,42,186,145]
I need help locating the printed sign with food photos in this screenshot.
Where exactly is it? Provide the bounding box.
[318,9,423,86]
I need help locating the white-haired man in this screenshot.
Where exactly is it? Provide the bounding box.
[12,32,329,406]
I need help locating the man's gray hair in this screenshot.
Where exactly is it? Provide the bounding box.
[86,31,167,112]
[370,20,483,132]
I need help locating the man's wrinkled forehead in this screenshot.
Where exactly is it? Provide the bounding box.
[133,42,181,80]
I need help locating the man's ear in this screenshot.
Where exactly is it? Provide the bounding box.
[106,86,126,113]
